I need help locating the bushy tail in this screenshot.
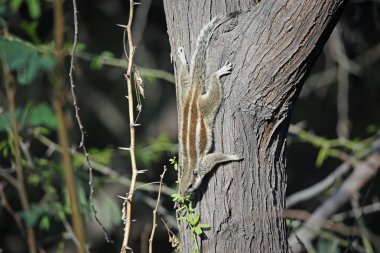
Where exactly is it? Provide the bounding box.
[189,14,235,87]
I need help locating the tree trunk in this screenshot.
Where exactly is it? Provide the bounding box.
[163,1,347,252]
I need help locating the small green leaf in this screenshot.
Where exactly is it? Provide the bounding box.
[171,193,181,201]
[176,205,186,212]
[198,223,210,229]
[39,216,50,230]
[316,144,330,168]
[177,216,186,222]
[187,214,199,226]
[193,227,203,235]
[10,0,22,12]
[28,174,40,185]
[187,214,194,225]
[90,51,114,70]
[26,0,41,19]
[193,214,200,224]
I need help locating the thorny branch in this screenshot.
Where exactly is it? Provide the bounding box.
[120,1,142,252]
[68,0,112,242]
[33,131,175,197]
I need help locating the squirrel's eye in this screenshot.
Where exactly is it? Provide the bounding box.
[193,171,198,176]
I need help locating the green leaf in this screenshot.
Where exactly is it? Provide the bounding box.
[171,193,180,198]
[20,204,46,226]
[193,227,202,235]
[197,223,210,229]
[0,35,55,85]
[27,103,57,129]
[177,216,186,222]
[18,51,39,84]
[187,214,199,226]
[90,51,114,70]
[191,249,200,253]
[187,214,194,225]
[316,144,330,168]
[26,0,41,19]
[0,103,57,131]
[20,21,41,43]
[28,174,40,185]
[10,0,22,12]
[39,216,50,230]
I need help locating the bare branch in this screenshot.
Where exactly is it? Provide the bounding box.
[289,152,380,252]
[286,163,351,208]
[0,183,25,234]
[68,0,112,242]
[148,166,167,253]
[2,64,37,253]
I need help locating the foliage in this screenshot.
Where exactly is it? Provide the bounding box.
[0,35,55,85]
[170,157,210,253]
[0,103,57,131]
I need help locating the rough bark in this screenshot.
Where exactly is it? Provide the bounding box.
[163,1,347,252]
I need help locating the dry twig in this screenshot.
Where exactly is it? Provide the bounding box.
[148,166,167,253]
[68,0,112,242]
[288,152,380,252]
[2,65,37,253]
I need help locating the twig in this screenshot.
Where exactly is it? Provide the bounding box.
[0,183,25,234]
[33,132,175,196]
[19,141,35,170]
[332,202,380,221]
[140,193,177,229]
[286,126,380,207]
[140,224,151,253]
[285,209,359,237]
[149,166,167,253]
[68,0,112,242]
[286,163,351,208]
[0,167,19,188]
[120,1,140,252]
[75,51,175,83]
[161,218,180,252]
[329,26,351,139]
[350,194,375,253]
[53,0,86,252]
[2,64,37,253]
[288,152,380,252]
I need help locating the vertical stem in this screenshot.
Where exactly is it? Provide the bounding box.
[121,1,138,252]
[3,66,37,253]
[53,0,86,252]
[148,167,167,253]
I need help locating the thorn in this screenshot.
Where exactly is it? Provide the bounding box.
[125,95,129,99]
[117,195,127,200]
[118,147,130,151]
[137,170,147,174]
[131,123,141,127]
[132,219,137,222]
[134,2,142,5]
[116,24,128,29]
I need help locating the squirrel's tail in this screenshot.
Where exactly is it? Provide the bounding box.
[189,13,236,87]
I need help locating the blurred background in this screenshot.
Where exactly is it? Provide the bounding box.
[0,1,380,252]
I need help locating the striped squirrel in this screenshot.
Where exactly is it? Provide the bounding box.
[177,14,242,196]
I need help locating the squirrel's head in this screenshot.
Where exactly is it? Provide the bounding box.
[179,169,203,196]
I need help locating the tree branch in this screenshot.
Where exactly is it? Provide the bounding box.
[289,151,380,252]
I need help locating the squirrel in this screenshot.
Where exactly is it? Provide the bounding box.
[177,14,242,196]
